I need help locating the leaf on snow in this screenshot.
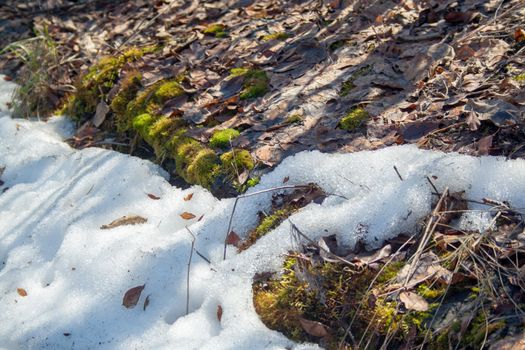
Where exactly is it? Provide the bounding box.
[225,231,241,247]
[100,215,148,229]
[147,193,160,200]
[122,284,145,309]
[143,295,150,311]
[180,212,196,220]
[217,305,223,322]
[183,193,193,201]
[17,288,27,297]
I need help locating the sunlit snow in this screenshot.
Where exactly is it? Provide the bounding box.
[0,77,524,349]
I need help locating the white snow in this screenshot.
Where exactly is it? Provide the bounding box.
[1,77,524,349]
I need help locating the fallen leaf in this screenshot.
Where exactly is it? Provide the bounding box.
[226,231,241,247]
[444,11,478,24]
[93,101,109,127]
[122,284,145,309]
[477,135,493,156]
[100,215,148,229]
[283,176,289,183]
[400,291,429,311]
[180,212,196,220]
[143,295,150,311]
[198,214,204,222]
[298,317,329,337]
[147,193,160,200]
[183,193,194,201]
[217,305,223,322]
[17,288,27,297]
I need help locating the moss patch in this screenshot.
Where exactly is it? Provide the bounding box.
[203,24,227,38]
[210,128,240,148]
[340,65,373,96]
[339,107,368,131]
[63,46,156,122]
[230,68,269,100]
[513,72,525,83]
[261,32,289,41]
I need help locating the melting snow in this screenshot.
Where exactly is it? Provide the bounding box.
[1,77,524,349]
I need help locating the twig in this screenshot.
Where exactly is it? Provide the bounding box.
[185,226,196,315]
[393,165,403,181]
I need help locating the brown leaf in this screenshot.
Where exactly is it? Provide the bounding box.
[122,284,145,309]
[180,212,196,220]
[17,288,27,297]
[399,291,429,311]
[283,176,289,183]
[225,231,241,247]
[217,305,223,322]
[298,317,329,337]
[477,135,493,156]
[444,11,478,24]
[143,295,150,311]
[100,215,148,229]
[147,193,160,200]
[183,193,194,201]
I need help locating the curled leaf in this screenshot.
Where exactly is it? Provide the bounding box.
[122,284,145,309]
[17,288,27,297]
[147,193,160,200]
[101,215,147,229]
[183,193,194,201]
[217,305,223,322]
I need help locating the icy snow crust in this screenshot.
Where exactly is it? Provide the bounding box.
[1,79,525,349]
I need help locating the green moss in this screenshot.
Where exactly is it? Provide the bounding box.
[220,149,254,177]
[203,24,227,38]
[132,113,155,138]
[375,261,405,284]
[285,114,303,124]
[186,148,220,187]
[111,71,142,132]
[65,46,155,121]
[246,176,260,188]
[417,284,446,299]
[155,80,184,100]
[339,107,368,131]
[229,68,269,100]
[513,72,525,83]
[261,32,289,41]
[173,139,220,187]
[340,65,373,96]
[210,128,240,148]
[463,312,505,347]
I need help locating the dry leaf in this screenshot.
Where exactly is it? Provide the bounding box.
[93,101,109,127]
[100,215,147,229]
[283,176,289,183]
[225,231,241,247]
[122,284,145,309]
[180,212,196,220]
[147,193,160,200]
[400,291,429,311]
[183,193,194,201]
[298,317,329,337]
[217,305,223,322]
[17,288,27,297]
